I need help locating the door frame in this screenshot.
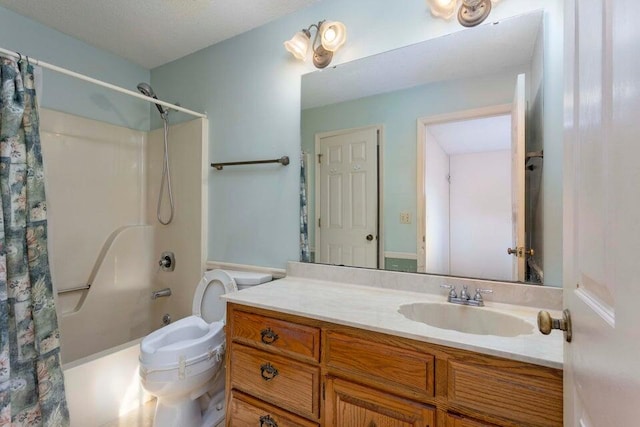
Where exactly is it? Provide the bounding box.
[416,104,513,273]
[314,125,385,268]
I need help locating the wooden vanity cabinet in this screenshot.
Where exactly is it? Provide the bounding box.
[325,377,436,427]
[445,413,500,427]
[226,303,562,427]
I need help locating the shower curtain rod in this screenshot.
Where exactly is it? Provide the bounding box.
[0,46,207,119]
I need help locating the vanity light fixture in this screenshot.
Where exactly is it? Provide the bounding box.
[284,20,347,69]
[426,0,499,27]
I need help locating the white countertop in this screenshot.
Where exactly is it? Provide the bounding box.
[223,276,563,369]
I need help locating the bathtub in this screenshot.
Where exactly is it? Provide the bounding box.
[63,338,153,427]
[57,225,158,424]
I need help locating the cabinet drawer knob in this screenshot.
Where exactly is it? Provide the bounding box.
[260,327,279,345]
[259,415,278,427]
[260,363,279,381]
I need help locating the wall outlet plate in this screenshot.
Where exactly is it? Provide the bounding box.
[400,212,411,224]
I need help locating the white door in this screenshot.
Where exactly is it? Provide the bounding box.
[563,1,640,425]
[316,127,378,268]
[510,73,526,282]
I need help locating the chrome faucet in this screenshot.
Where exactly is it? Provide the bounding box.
[440,284,492,307]
[151,288,172,299]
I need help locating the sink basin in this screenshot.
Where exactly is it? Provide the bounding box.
[398,302,534,337]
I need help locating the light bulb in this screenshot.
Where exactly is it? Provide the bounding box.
[324,28,336,43]
[426,0,457,19]
[320,21,347,52]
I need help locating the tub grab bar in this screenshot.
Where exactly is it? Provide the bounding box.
[57,285,90,295]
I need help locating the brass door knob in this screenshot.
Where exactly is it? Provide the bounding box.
[537,309,572,343]
[507,247,535,257]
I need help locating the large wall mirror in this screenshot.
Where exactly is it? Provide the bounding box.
[300,10,563,286]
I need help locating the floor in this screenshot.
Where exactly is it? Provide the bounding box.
[100,400,156,427]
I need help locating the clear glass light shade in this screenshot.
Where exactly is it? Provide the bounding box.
[426,0,457,19]
[284,31,310,60]
[320,21,347,52]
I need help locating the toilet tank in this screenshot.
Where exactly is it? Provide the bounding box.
[223,270,272,291]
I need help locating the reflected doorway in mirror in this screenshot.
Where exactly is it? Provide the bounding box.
[417,75,534,283]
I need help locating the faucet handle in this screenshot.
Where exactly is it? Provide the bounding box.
[474,288,493,303]
[440,284,457,298]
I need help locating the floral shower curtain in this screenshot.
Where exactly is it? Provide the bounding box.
[300,152,310,262]
[0,58,70,426]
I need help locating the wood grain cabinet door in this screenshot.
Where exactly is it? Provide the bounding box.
[445,413,500,427]
[325,377,435,427]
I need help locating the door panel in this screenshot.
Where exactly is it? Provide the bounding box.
[511,73,526,282]
[564,0,640,425]
[317,127,378,268]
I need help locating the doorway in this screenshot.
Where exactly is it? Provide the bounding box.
[420,112,514,281]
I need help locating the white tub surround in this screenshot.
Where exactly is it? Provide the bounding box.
[223,263,563,369]
[41,109,209,364]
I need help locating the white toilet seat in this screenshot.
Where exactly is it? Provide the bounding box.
[192,269,237,323]
[140,317,224,369]
[140,269,237,371]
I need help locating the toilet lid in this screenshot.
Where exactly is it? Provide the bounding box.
[192,269,238,323]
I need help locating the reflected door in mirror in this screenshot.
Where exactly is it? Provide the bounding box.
[316,127,379,268]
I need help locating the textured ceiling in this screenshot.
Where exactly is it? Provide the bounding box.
[429,115,512,155]
[302,11,542,109]
[0,0,319,69]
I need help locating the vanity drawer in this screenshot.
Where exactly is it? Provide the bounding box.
[230,309,320,362]
[229,391,319,427]
[325,331,435,400]
[447,358,563,427]
[230,343,321,420]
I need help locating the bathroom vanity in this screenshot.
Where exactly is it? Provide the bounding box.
[223,271,563,427]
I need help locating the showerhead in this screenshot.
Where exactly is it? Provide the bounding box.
[137,82,168,117]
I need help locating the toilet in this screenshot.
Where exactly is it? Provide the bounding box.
[139,269,271,427]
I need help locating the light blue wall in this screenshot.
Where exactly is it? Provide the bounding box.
[151,0,564,280]
[541,1,564,286]
[301,67,526,255]
[0,5,150,131]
